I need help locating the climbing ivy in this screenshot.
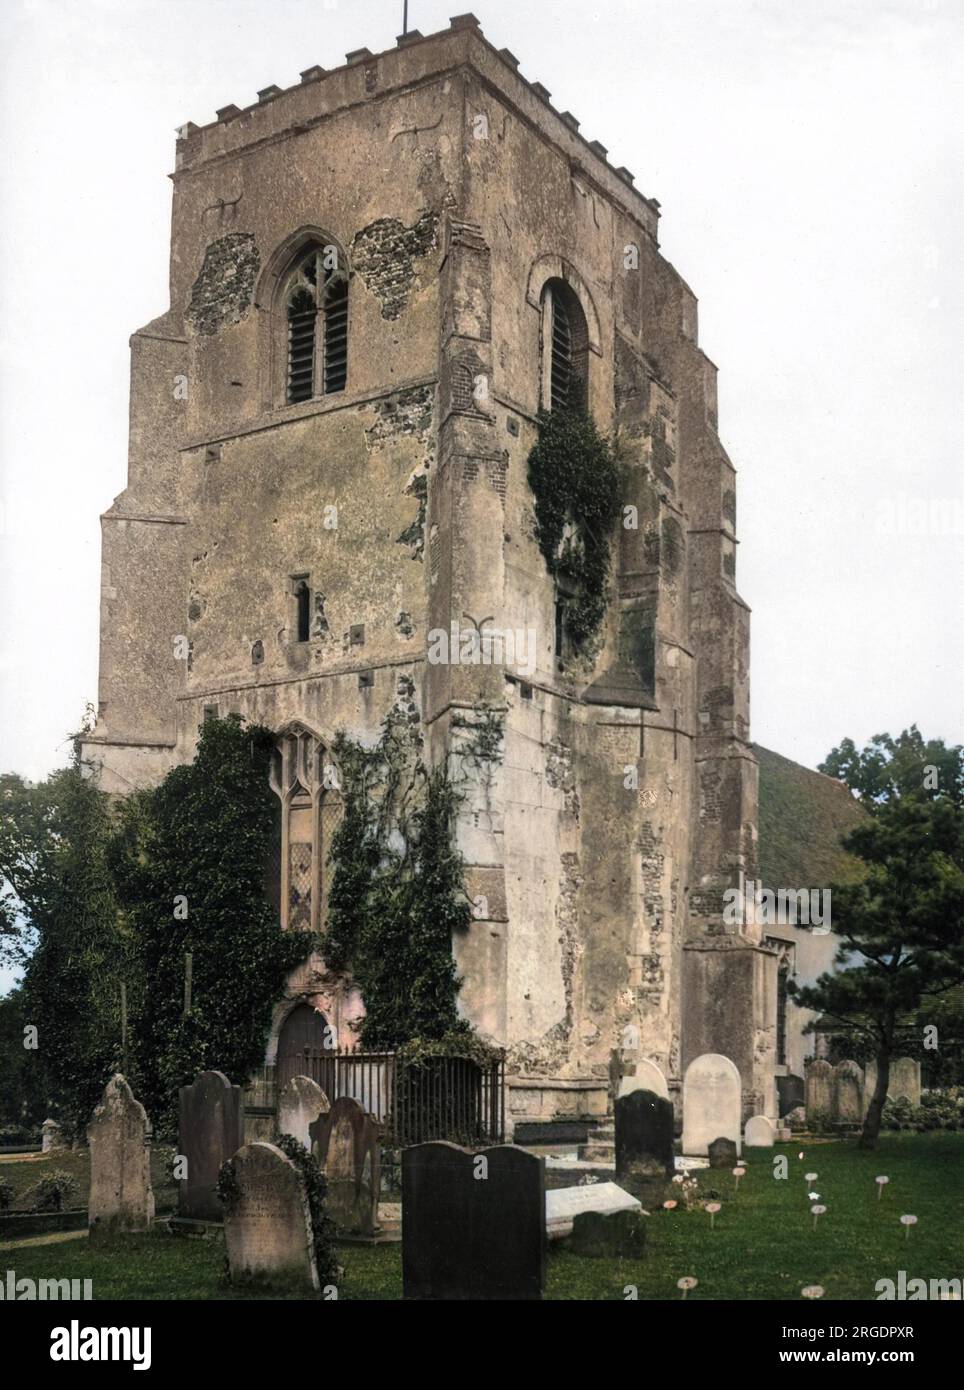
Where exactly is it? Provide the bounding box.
[526,408,622,649]
[111,715,310,1132]
[323,712,482,1050]
[274,1134,339,1286]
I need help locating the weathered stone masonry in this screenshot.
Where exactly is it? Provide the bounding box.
[83,15,776,1131]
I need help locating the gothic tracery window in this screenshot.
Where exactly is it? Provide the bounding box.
[268,726,343,932]
[284,245,349,403]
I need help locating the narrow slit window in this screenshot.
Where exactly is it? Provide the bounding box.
[295,580,311,643]
[284,245,349,404]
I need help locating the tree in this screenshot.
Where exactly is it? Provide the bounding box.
[791,785,964,1148]
[0,988,48,1135]
[820,727,963,809]
[0,731,126,1135]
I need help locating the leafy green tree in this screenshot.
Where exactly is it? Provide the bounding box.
[0,988,48,1135]
[820,727,963,808]
[0,736,125,1135]
[791,792,964,1148]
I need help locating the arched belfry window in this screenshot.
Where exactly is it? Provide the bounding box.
[268,726,343,932]
[283,245,349,403]
[540,278,589,413]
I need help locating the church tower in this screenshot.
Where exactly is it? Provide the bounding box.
[83,14,776,1132]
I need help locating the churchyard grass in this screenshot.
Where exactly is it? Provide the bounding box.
[0,1146,177,1213]
[2,1133,960,1300]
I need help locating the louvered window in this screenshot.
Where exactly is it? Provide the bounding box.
[541,279,588,413]
[284,247,349,404]
[323,276,348,394]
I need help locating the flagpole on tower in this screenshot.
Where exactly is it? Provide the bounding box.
[403,2,409,36]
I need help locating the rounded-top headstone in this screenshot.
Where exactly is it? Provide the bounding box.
[682,1054,742,1157]
[222,1141,319,1291]
[744,1114,775,1148]
[178,1069,244,1222]
[277,1075,330,1153]
[616,1058,669,1101]
[614,1088,675,1178]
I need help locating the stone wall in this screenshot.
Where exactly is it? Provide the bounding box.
[83,18,768,1129]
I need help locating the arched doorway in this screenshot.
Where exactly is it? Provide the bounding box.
[276,1002,334,1090]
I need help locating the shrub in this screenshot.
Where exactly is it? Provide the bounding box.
[0,1179,15,1212]
[30,1171,78,1212]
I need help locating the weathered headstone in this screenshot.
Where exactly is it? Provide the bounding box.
[41,1119,66,1153]
[833,1060,864,1125]
[222,1141,319,1291]
[616,1058,670,1101]
[178,1070,244,1222]
[805,1059,833,1123]
[864,1057,922,1114]
[546,1181,641,1239]
[707,1136,739,1169]
[615,1088,674,1178]
[310,1095,380,1236]
[402,1142,545,1300]
[277,1076,330,1152]
[889,1057,921,1106]
[776,1073,805,1117]
[682,1053,742,1156]
[566,1208,646,1259]
[87,1074,155,1235]
[744,1114,775,1148]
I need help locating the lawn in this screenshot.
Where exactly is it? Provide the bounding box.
[0,1145,178,1214]
[2,1133,961,1300]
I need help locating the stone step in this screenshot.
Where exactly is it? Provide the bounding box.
[578,1141,615,1162]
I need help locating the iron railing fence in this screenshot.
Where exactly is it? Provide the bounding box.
[277,1045,505,1147]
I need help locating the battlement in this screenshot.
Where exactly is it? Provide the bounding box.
[173,13,659,240]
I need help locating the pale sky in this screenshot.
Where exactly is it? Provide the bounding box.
[1,0,962,793]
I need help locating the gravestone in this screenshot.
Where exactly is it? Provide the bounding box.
[567,1208,646,1259]
[707,1136,739,1169]
[682,1054,742,1156]
[87,1074,155,1236]
[889,1057,921,1106]
[178,1070,244,1222]
[41,1119,66,1153]
[277,1076,330,1152]
[805,1059,833,1123]
[546,1181,641,1238]
[402,1142,545,1300]
[616,1058,670,1101]
[744,1114,775,1148]
[222,1141,318,1291]
[310,1096,380,1236]
[833,1060,864,1125]
[776,1073,804,1117]
[615,1089,674,1179]
[864,1057,921,1114]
